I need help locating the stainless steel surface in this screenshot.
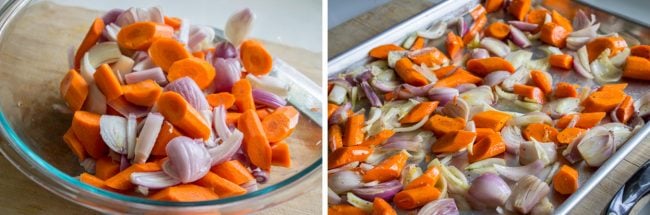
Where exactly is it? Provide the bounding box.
[327,0,650,214]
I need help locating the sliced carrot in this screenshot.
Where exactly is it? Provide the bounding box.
[410,37,425,51]
[470,5,487,20]
[404,166,440,190]
[554,82,578,98]
[466,57,515,77]
[540,22,569,48]
[79,173,106,189]
[393,185,440,210]
[485,0,505,13]
[71,111,107,159]
[433,65,456,79]
[327,103,339,119]
[157,92,211,140]
[463,15,487,45]
[433,68,482,88]
[93,64,123,101]
[151,121,183,156]
[149,184,219,202]
[271,141,291,168]
[329,204,368,215]
[195,172,246,198]
[431,130,476,153]
[363,151,409,182]
[148,38,192,71]
[232,79,256,111]
[361,130,395,146]
[63,128,87,161]
[469,133,506,162]
[446,32,464,59]
[105,162,161,190]
[122,79,162,107]
[344,113,365,146]
[207,92,236,109]
[210,160,255,185]
[630,45,650,59]
[257,108,273,121]
[581,89,626,113]
[117,22,174,50]
[586,36,628,62]
[240,40,273,76]
[598,83,628,92]
[373,197,397,215]
[95,156,120,180]
[485,22,511,40]
[530,70,552,94]
[163,16,182,30]
[514,84,545,104]
[192,51,206,60]
[472,110,512,132]
[409,47,449,67]
[551,10,573,32]
[509,0,531,21]
[226,112,241,125]
[394,57,429,86]
[475,127,497,143]
[523,123,558,142]
[328,145,373,169]
[74,18,104,69]
[623,56,650,80]
[262,106,299,143]
[526,8,548,32]
[369,44,405,59]
[424,114,466,137]
[401,101,439,124]
[167,58,216,89]
[549,54,573,70]
[60,69,88,111]
[616,95,635,124]
[329,124,344,151]
[238,109,272,170]
[556,127,585,145]
[552,165,579,195]
[556,112,606,129]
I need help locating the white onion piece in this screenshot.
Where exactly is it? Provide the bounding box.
[212,105,232,139]
[483,71,511,86]
[566,36,591,50]
[134,113,164,164]
[591,49,622,84]
[102,23,121,42]
[440,97,470,121]
[177,18,190,45]
[394,114,430,132]
[365,107,382,126]
[505,175,550,214]
[252,89,287,108]
[347,192,373,212]
[102,8,124,24]
[501,67,531,91]
[494,160,544,181]
[352,180,403,201]
[329,188,342,205]
[512,112,553,127]
[388,50,409,68]
[328,85,347,105]
[225,8,254,46]
[543,98,580,118]
[246,74,290,98]
[600,123,633,148]
[329,170,363,194]
[610,48,630,68]
[494,86,518,101]
[505,50,533,70]
[577,45,592,73]
[110,55,134,84]
[132,57,156,71]
[418,198,460,215]
[188,26,214,52]
[124,67,168,86]
[84,85,107,114]
[209,129,243,166]
[471,48,490,60]
[480,37,510,57]
[509,25,532,48]
[115,7,163,26]
[417,22,447,39]
[508,21,538,32]
[635,92,650,118]
[466,158,505,174]
[569,23,600,38]
[165,77,210,111]
[573,10,591,31]
[460,86,495,108]
[126,114,137,159]
[99,115,127,154]
[501,125,524,154]
[571,52,594,79]
[400,164,423,185]
[164,137,211,183]
[468,173,511,207]
[531,197,554,215]
[130,171,180,189]
[577,126,615,167]
[87,42,121,69]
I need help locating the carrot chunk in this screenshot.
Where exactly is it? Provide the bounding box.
[373,197,397,215]
[469,133,506,162]
[149,184,219,202]
[551,10,573,32]
[238,109,272,170]
[157,92,211,140]
[71,111,107,159]
[262,106,299,143]
[556,127,585,145]
[195,172,247,198]
[554,82,578,98]
[79,172,106,189]
[240,40,273,76]
[95,156,119,180]
[400,101,439,124]
[404,166,440,190]
[329,204,368,215]
[329,124,344,151]
[530,70,552,94]
[623,56,650,80]
[472,110,512,132]
[549,54,573,70]
[93,64,123,101]
[513,84,545,104]
[466,57,515,77]
[210,160,255,185]
[148,38,192,71]
[232,79,256,111]
[271,141,292,168]
[207,92,236,109]
[431,130,477,153]
[630,45,650,59]
[151,121,183,156]
[581,89,625,113]
[409,47,449,67]
[394,57,429,86]
[424,114,466,137]
[328,146,373,169]
[117,21,174,50]
[60,69,89,111]
[361,130,395,146]
[74,18,104,69]
[485,0,504,13]
[122,79,162,107]
[555,112,606,129]
[393,185,441,210]
[540,22,569,48]
[446,32,464,59]
[62,128,87,161]
[363,151,409,182]
[616,96,635,124]
[344,113,365,146]
[167,58,216,89]
[105,162,160,190]
[433,68,482,88]
[485,22,510,40]
[523,123,558,142]
[586,36,627,62]
[553,165,579,195]
[508,0,531,21]
[369,44,405,59]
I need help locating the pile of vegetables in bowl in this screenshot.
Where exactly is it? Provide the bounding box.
[327,0,650,214]
[59,6,299,201]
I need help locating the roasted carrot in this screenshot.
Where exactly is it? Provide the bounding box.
[363,151,409,182]
[409,47,449,67]
[79,172,106,189]
[74,18,104,69]
[95,156,119,180]
[523,123,558,142]
[238,109,272,170]
[117,22,174,50]
[122,79,162,107]
[485,22,510,40]
[271,141,291,168]
[329,124,344,151]
[598,83,628,92]
[60,69,88,111]
[149,184,219,202]
[232,79,256,111]
[463,14,487,45]
[549,54,573,70]
[393,185,441,210]
[552,165,579,195]
[167,58,216,89]
[369,44,405,59]
[207,92,236,109]
[433,65,456,79]
[424,114,466,137]
[148,38,192,71]
[329,204,368,215]
[344,113,365,146]
[71,111,107,159]
[540,22,569,48]
[105,162,160,190]
[262,106,299,143]
[508,0,531,21]
[373,197,397,215]
[472,110,512,132]
[585,36,627,62]
[400,101,439,124]
[240,40,273,76]
[328,103,339,119]
[466,57,515,76]
[514,84,545,104]
[485,0,504,13]
[210,160,255,185]
[93,64,123,101]
[151,121,183,156]
[433,68,482,88]
[446,32,464,59]
[526,8,548,32]
[469,133,506,162]
[63,128,87,161]
[616,96,635,124]
[192,51,206,60]
[556,127,585,145]
[475,127,497,143]
[551,10,573,32]
[157,92,211,140]
[554,82,578,98]
[470,5,487,20]
[556,112,606,129]
[163,16,182,30]
[431,130,476,153]
[410,37,425,51]
[394,57,429,86]
[328,145,373,169]
[530,70,552,94]
[623,56,650,80]
[630,45,650,59]
[404,166,440,190]
[226,112,242,125]
[581,89,626,113]
[195,172,247,198]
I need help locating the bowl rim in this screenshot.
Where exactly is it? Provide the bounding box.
[0,0,322,208]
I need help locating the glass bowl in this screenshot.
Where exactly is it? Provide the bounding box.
[0,0,322,214]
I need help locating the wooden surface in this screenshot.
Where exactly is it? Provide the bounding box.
[328,0,650,214]
[0,2,321,215]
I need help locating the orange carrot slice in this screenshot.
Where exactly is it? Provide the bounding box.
[523,123,558,142]
[344,113,365,146]
[74,18,104,69]
[404,166,441,190]
[122,79,162,107]
[149,184,219,202]
[361,130,395,146]
[549,54,573,70]
[431,130,476,153]
[530,70,552,94]
[167,58,216,89]
[540,22,569,48]
[433,68,482,88]
[71,111,107,159]
[148,38,192,71]
[400,101,439,124]
[238,109,272,170]
[163,16,182,30]
[514,84,545,104]
[616,96,634,124]
[472,110,512,132]
[363,151,409,182]
[262,106,299,143]
[556,112,606,129]
[271,141,291,168]
[551,10,573,32]
[485,0,504,13]
[62,128,87,161]
[207,92,236,109]
[60,69,89,111]
[508,0,531,21]
[393,185,440,210]
[466,57,515,76]
[623,56,650,80]
[157,92,211,140]
[195,172,247,198]
[117,21,174,50]
[581,89,625,113]
[240,40,273,76]
[552,165,579,195]
[210,160,255,185]
[232,79,256,111]
[446,32,464,59]
[151,121,183,156]
[373,197,397,215]
[93,64,123,101]
[485,22,511,40]
[395,57,429,86]
[95,156,120,180]
[630,45,650,59]
[328,145,373,169]
[424,115,466,137]
[105,162,160,190]
[469,133,506,162]
[80,172,106,189]
[554,82,578,98]
[586,36,627,62]
[556,127,585,145]
[409,47,449,67]
[369,44,405,59]
[329,204,367,215]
